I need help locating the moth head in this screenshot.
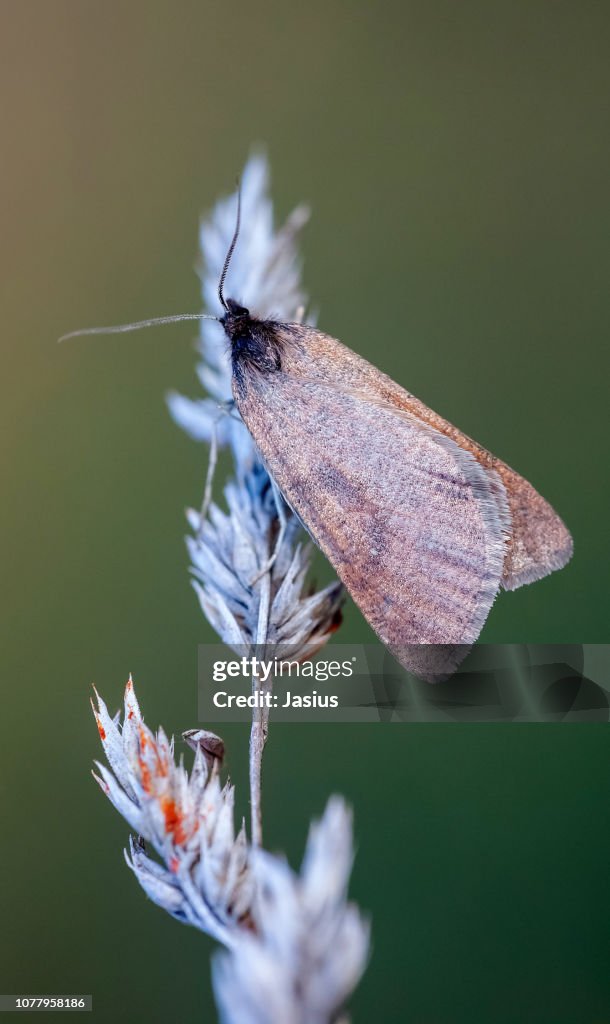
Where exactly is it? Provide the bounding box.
[221,298,252,341]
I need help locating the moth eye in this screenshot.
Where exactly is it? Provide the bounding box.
[227,298,249,318]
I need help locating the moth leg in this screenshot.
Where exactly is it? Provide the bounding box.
[250,477,288,585]
[197,401,234,539]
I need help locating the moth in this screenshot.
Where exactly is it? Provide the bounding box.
[63,198,572,682]
[221,295,572,680]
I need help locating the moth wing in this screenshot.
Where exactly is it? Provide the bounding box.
[492,466,573,589]
[271,325,573,591]
[236,371,511,680]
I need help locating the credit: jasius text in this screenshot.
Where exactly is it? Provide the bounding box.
[211,656,357,709]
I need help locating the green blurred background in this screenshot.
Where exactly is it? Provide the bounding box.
[1,2,608,1021]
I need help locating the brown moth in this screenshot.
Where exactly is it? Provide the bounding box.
[220,297,572,681]
[62,197,572,682]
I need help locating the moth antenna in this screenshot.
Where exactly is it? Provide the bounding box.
[58,313,218,343]
[217,179,242,312]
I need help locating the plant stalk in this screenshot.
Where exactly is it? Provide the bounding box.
[249,571,271,846]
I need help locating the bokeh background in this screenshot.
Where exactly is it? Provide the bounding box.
[1,2,609,1021]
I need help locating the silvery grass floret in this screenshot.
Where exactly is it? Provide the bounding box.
[167,152,311,464]
[186,470,343,656]
[92,678,369,1023]
[167,153,343,845]
[92,677,251,945]
[213,797,370,1024]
